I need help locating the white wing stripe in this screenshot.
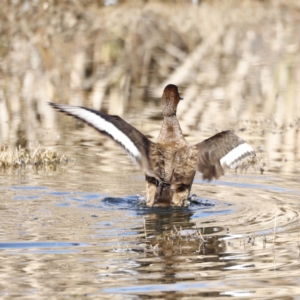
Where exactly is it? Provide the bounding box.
[60,106,141,159]
[220,143,254,168]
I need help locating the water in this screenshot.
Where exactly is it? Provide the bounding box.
[0,139,300,298]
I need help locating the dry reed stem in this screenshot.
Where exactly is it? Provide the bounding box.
[0,0,300,171]
[0,144,68,169]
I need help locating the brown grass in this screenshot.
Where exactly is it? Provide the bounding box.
[0,0,299,170]
[0,144,68,170]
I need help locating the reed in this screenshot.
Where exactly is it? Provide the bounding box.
[0,0,299,169]
[0,144,68,170]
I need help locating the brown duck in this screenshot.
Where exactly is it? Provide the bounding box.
[49,84,255,206]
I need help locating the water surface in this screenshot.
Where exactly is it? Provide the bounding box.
[1,135,300,299]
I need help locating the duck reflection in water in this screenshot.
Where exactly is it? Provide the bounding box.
[140,208,227,262]
[50,84,255,207]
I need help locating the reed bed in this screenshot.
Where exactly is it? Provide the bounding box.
[0,144,68,170]
[0,0,299,169]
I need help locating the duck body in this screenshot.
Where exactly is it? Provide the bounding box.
[146,115,197,206]
[49,84,255,207]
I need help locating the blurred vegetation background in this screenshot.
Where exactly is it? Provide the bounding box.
[0,0,299,157]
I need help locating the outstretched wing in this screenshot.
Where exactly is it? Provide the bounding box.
[49,103,157,177]
[194,130,255,180]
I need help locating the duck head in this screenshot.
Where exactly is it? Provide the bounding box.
[161,84,183,117]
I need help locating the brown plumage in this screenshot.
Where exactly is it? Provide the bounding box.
[49,84,255,206]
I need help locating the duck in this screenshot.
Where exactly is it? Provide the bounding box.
[49,84,255,207]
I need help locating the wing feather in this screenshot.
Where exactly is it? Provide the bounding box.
[49,103,156,177]
[194,130,255,180]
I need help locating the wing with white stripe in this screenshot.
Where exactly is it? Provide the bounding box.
[194,130,255,180]
[49,103,156,177]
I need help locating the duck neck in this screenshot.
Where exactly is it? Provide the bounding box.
[157,115,187,147]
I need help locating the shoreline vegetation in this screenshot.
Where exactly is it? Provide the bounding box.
[0,0,299,173]
[0,144,69,170]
